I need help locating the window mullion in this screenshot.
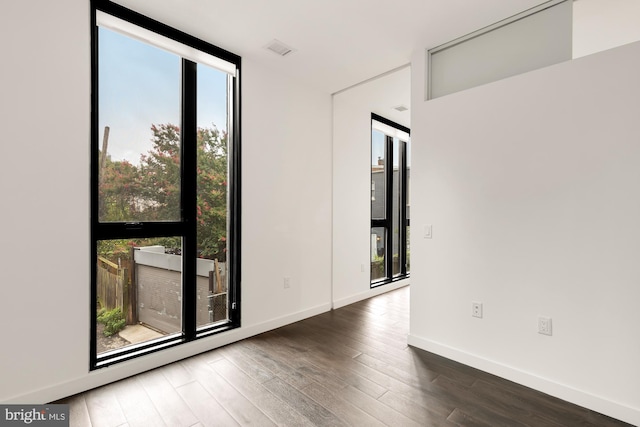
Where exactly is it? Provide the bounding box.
[228,74,241,324]
[181,58,197,340]
[384,135,394,279]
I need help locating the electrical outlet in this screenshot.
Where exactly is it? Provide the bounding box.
[284,277,291,289]
[472,302,483,318]
[538,316,552,336]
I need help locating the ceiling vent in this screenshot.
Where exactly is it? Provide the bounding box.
[265,39,295,57]
[393,105,409,112]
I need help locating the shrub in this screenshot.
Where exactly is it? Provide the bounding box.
[97,307,126,337]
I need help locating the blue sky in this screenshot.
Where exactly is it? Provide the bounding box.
[372,129,385,166]
[372,129,411,167]
[99,27,228,164]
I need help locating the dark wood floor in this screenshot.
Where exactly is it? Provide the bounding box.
[59,287,631,426]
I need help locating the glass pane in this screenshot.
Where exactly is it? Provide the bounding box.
[371,227,386,281]
[393,135,400,168]
[392,138,401,276]
[406,226,410,273]
[405,138,410,275]
[196,64,230,328]
[371,129,385,219]
[406,138,411,221]
[96,237,182,355]
[98,27,181,223]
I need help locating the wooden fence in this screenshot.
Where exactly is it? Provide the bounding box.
[97,256,126,312]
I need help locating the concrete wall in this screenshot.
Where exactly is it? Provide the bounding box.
[0,0,332,404]
[133,250,228,332]
[409,41,640,425]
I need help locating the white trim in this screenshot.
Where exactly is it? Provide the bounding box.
[407,334,640,426]
[333,279,409,309]
[97,10,237,77]
[5,303,331,404]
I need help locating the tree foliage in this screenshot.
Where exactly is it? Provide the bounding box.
[99,123,228,261]
[196,126,228,260]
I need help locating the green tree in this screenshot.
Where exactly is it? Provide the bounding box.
[196,125,228,260]
[138,124,181,221]
[99,156,141,222]
[98,123,228,261]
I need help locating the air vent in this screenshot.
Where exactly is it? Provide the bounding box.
[393,105,409,112]
[265,39,294,57]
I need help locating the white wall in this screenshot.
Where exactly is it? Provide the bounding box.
[332,68,411,308]
[573,0,640,58]
[241,57,332,326]
[409,41,640,425]
[0,0,91,406]
[0,0,332,404]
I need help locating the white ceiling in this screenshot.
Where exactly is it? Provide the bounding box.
[112,0,551,94]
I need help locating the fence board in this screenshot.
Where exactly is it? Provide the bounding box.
[97,262,124,311]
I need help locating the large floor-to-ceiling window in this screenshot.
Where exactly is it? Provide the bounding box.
[371,114,410,286]
[91,0,241,368]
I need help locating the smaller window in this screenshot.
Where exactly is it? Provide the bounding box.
[370,114,410,286]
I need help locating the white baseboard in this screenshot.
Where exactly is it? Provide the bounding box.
[407,334,640,426]
[6,303,332,405]
[332,279,409,309]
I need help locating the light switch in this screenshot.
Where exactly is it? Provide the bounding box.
[424,224,432,239]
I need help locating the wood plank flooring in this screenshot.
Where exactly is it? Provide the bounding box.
[57,287,631,426]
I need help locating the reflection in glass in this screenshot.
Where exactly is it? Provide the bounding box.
[406,138,411,221]
[371,227,386,281]
[392,138,401,276]
[406,226,411,273]
[96,237,182,355]
[371,129,386,218]
[196,63,230,328]
[406,140,411,274]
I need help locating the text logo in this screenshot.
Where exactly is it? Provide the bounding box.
[1,405,68,427]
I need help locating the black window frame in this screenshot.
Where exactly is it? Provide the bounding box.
[371,113,409,287]
[90,0,241,369]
